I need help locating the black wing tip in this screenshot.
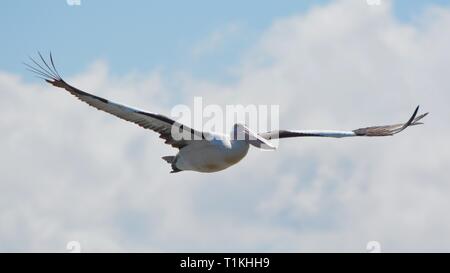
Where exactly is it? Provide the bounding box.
[399,105,427,132]
[413,106,429,118]
[24,51,63,84]
[408,105,419,122]
[410,105,429,126]
[352,105,428,137]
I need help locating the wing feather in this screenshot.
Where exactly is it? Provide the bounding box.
[26,53,203,149]
[259,106,428,140]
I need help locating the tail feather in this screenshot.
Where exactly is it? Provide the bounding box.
[162,156,183,173]
[162,156,175,163]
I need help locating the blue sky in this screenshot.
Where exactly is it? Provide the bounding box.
[1,0,449,81]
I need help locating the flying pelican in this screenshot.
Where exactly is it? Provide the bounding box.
[25,53,428,173]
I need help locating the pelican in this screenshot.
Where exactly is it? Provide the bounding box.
[25,54,428,173]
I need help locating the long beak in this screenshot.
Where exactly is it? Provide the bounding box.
[243,126,277,150]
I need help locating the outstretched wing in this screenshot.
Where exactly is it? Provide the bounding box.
[25,53,203,149]
[259,106,428,140]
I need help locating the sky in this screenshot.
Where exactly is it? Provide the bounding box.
[2,0,449,80]
[1,0,450,252]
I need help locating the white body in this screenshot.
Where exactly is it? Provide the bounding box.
[174,135,250,173]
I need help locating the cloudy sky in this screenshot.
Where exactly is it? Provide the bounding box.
[1,0,450,252]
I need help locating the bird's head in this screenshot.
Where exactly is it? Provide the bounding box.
[232,123,276,150]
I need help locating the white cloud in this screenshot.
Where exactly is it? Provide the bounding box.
[1,0,450,251]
